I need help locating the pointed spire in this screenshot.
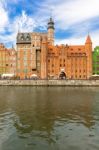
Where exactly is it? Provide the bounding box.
[85,35,92,44]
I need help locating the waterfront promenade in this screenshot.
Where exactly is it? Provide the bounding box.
[0,79,99,86]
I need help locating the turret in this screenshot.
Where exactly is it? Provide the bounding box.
[85,35,92,78]
[85,35,92,44]
[47,17,55,46]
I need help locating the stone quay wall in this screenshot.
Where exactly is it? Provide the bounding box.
[0,79,99,86]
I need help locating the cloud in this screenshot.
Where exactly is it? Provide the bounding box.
[29,0,99,47]
[0,1,8,32]
[40,0,99,48]
[42,0,99,28]
[55,29,99,50]
[0,0,99,49]
[17,11,36,32]
[0,9,37,47]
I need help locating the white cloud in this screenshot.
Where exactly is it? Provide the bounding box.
[17,11,36,32]
[39,0,99,48]
[31,0,99,48]
[0,9,37,47]
[91,31,99,48]
[44,0,99,28]
[0,0,99,49]
[55,30,99,50]
[0,1,8,32]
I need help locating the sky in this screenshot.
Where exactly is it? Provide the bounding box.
[0,0,99,49]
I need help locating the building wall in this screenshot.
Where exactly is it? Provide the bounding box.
[8,48,16,75]
[16,33,47,79]
[41,35,48,79]
[0,44,16,76]
[67,55,87,79]
[17,43,31,79]
[47,42,91,79]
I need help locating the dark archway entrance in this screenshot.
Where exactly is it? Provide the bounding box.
[59,71,66,79]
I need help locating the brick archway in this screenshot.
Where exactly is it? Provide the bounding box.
[59,71,66,79]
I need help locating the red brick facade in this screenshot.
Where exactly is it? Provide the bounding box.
[16,18,92,79]
[47,36,92,79]
[0,43,16,76]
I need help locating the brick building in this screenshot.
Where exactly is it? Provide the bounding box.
[0,43,9,75]
[16,17,92,79]
[8,48,17,75]
[0,43,16,76]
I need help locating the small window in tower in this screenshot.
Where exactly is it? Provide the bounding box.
[33,44,34,47]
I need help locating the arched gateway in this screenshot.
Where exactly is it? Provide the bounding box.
[59,71,66,79]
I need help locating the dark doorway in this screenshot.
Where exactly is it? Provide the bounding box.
[59,71,66,79]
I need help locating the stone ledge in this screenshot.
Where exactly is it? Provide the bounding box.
[0,80,99,86]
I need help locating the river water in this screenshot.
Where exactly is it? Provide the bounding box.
[0,87,99,150]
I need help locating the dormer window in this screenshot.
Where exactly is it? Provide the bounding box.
[26,36,29,41]
[21,36,24,40]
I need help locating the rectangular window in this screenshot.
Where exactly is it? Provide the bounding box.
[52,64,54,67]
[24,61,27,67]
[24,69,28,73]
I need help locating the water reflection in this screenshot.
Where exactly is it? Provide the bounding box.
[0,87,99,150]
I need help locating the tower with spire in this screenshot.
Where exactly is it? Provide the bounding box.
[47,17,55,45]
[85,35,92,78]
